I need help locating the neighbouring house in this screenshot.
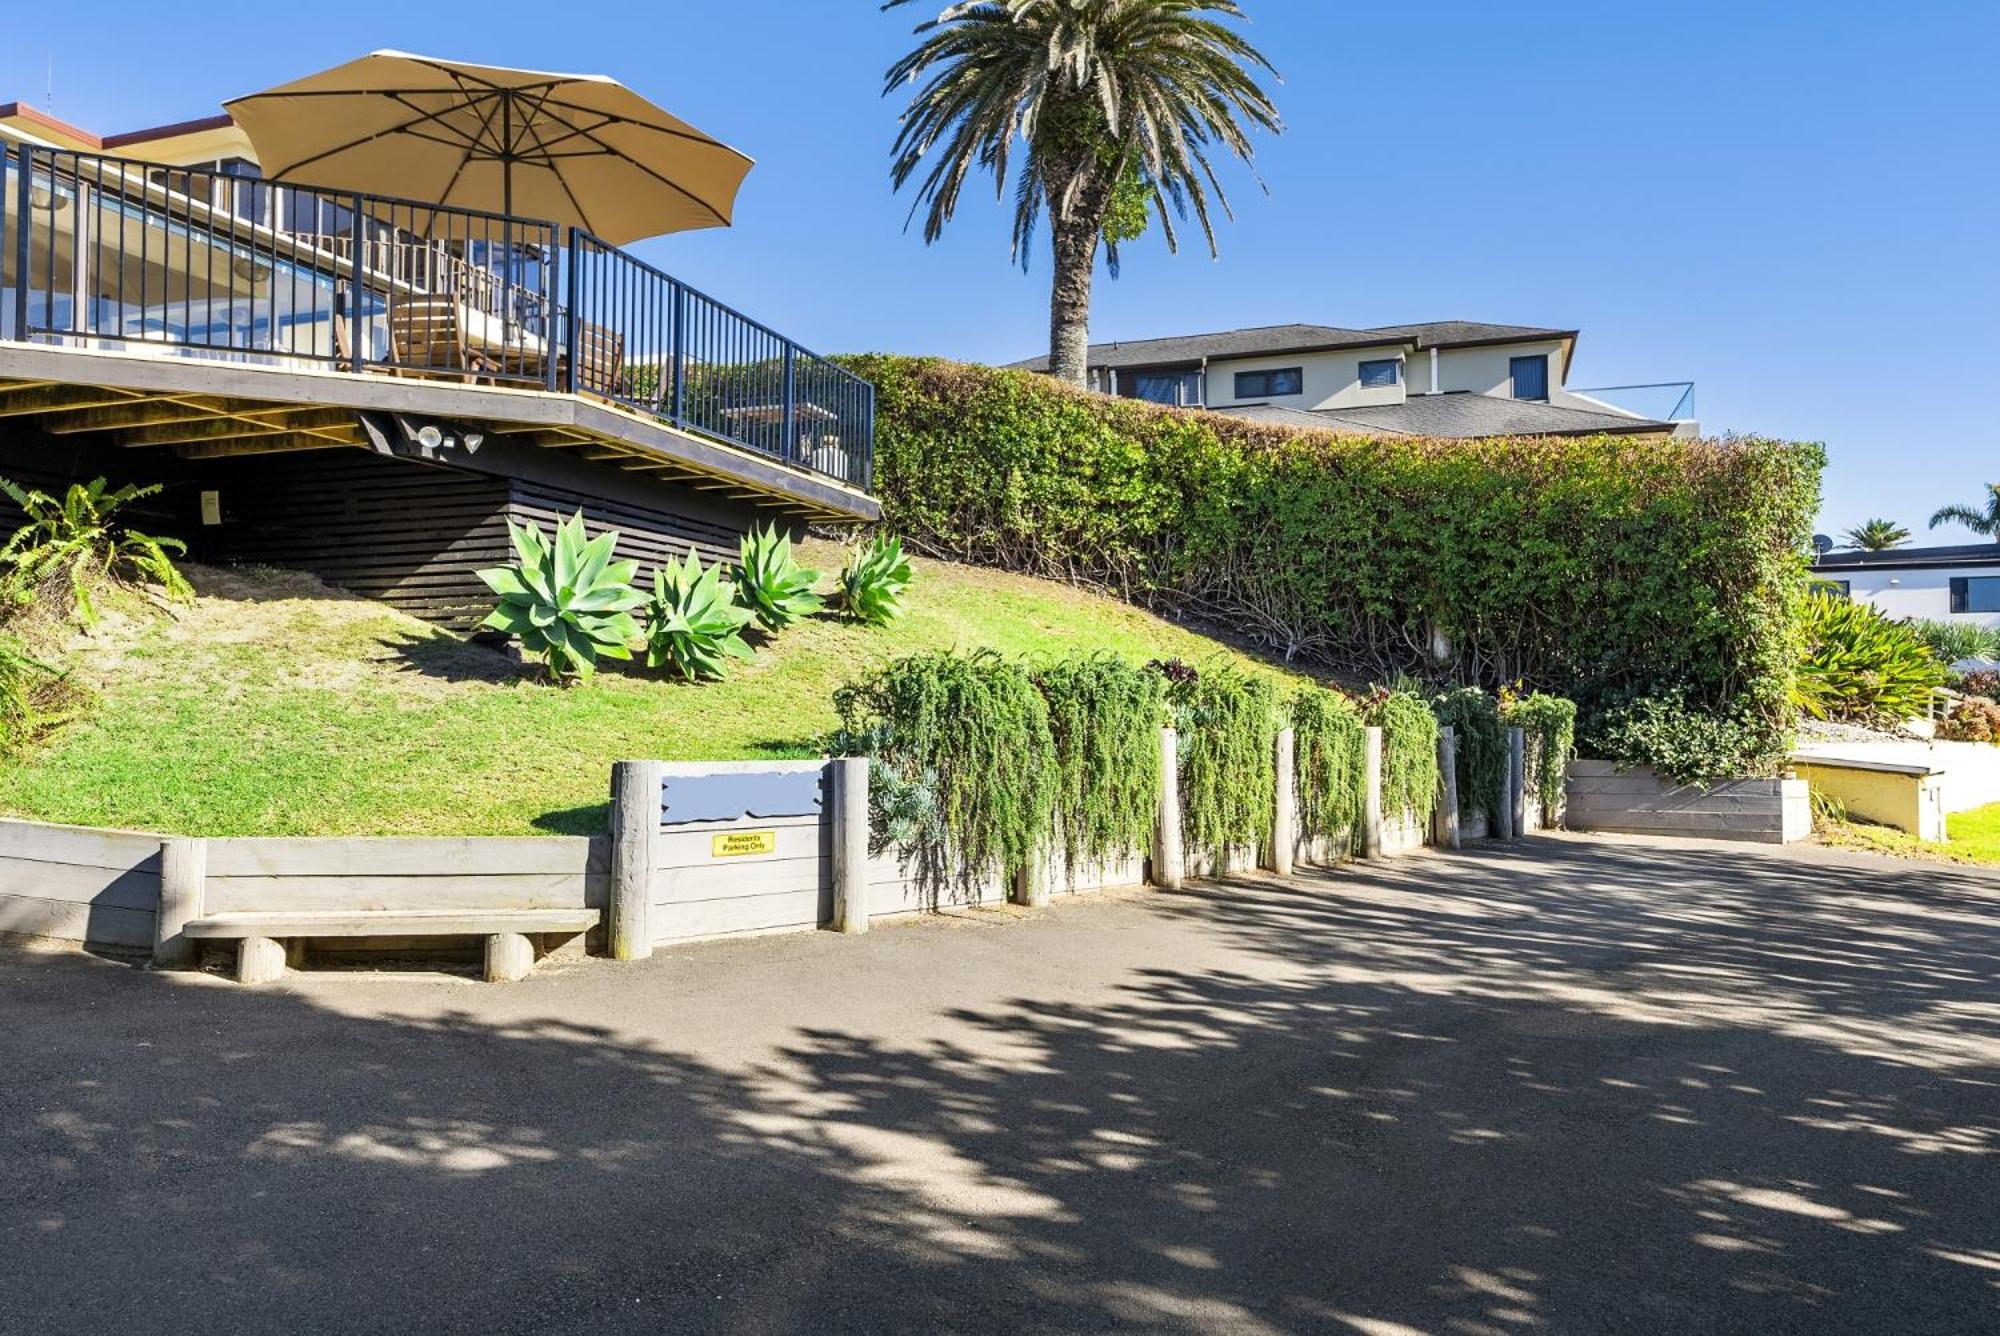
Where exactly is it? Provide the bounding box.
[1813,544,2000,629]
[0,95,875,629]
[1008,320,1698,439]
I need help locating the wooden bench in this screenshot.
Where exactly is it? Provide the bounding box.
[183,908,601,984]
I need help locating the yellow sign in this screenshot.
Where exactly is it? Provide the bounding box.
[712,830,777,858]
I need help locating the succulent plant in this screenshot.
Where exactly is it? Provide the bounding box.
[646,548,757,680]
[477,512,643,682]
[836,532,913,626]
[733,523,823,632]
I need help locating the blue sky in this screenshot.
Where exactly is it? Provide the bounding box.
[5,1,1994,540]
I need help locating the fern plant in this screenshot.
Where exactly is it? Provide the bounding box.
[837,532,914,626]
[0,477,193,624]
[476,512,643,682]
[733,523,823,632]
[646,548,757,680]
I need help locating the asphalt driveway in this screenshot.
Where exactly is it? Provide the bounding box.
[3,833,1996,1334]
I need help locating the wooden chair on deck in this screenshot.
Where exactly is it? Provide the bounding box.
[569,321,628,400]
[386,295,492,383]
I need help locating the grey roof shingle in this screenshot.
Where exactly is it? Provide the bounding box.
[1213,393,1668,440]
[1005,319,1575,372]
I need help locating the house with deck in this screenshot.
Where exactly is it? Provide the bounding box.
[1010,321,1698,439]
[0,59,875,629]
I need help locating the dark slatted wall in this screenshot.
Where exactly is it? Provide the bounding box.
[507,477,750,577]
[197,450,514,628]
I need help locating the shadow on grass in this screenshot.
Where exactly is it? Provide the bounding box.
[2,837,1996,1332]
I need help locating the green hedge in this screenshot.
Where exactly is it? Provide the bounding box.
[1364,687,1440,825]
[1433,686,1507,822]
[1291,687,1367,850]
[1160,663,1279,867]
[842,355,1824,734]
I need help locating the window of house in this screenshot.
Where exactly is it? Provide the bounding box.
[1510,354,1549,401]
[1233,367,1303,399]
[1119,369,1204,406]
[1358,358,1401,389]
[1813,578,1851,598]
[1950,576,2000,614]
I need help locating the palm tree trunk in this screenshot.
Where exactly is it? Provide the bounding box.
[1047,211,1099,388]
[1045,168,1114,389]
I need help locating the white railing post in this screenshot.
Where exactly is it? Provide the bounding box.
[830,756,871,933]
[1270,726,1296,876]
[1363,726,1385,859]
[154,836,207,969]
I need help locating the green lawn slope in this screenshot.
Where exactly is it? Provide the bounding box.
[0,541,1303,836]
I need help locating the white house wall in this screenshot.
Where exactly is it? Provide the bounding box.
[1839,564,2000,628]
[1203,348,1408,411]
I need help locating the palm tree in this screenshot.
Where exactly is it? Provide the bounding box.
[884,0,1281,387]
[1929,483,2000,539]
[1840,518,1911,551]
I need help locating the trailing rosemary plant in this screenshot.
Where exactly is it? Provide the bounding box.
[1503,690,1578,813]
[1033,654,1164,880]
[1159,662,1279,866]
[1432,686,1507,822]
[832,650,1055,895]
[1363,685,1440,825]
[1291,687,1367,851]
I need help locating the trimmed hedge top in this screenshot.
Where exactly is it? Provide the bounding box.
[843,355,1824,734]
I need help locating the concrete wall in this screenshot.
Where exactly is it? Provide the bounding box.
[1565,761,1810,844]
[0,819,161,950]
[1792,759,1946,842]
[1832,563,2000,629]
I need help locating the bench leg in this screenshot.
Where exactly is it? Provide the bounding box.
[485,932,535,983]
[238,936,287,985]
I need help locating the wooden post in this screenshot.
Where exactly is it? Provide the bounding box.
[1153,726,1185,889]
[1012,858,1051,908]
[237,936,285,985]
[609,759,661,960]
[1360,724,1392,860]
[1270,726,1296,876]
[1434,726,1462,851]
[485,932,534,982]
[1363,726,1385,859]
[830,756,871,933]
[154,836,206,969]
[1508,727,1529,839]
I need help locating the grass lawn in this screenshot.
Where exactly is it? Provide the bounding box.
[0,542,1306,837]
[1819,800,2000,866]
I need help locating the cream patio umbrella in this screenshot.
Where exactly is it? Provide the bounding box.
[223,51,754,244]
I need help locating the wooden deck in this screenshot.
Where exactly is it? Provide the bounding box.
[0,340,878,523]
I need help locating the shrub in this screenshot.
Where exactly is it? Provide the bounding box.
[1292,687,1366,850]
[732,523,823,632]
[1584,689,1784,787]
[0,477,192,625]
[1432,686,1507,821]
[833,651,1055,889]
[1363,686,1440,825]
[837,532,914,626]
[843,355,1823,729]
[476,513,643,682]
[1952,668,2000,699]
[1909,618,2000,665]
[1503,691,1578,813]
[1794,591,1946,724]
[1158,662,1279,866]
[1032,655,1164,878]
[1938,696,2000,743]
[645,548,757,681]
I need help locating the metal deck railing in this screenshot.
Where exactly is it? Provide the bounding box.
[0,142,873,490]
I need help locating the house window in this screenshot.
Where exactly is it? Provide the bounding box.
[1510,354,1549,401]
[1950,576,2000,614]
[1358,358,1401,389]
[1233,367,1303,399]
[1120,369,1204,406]
[1813,578,1851,598]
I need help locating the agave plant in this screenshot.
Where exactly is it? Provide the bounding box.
[0,477,193,625]
[646,548,757,681]
[733,523,823,632]
[1794,591,1946,723]
[476,512,643,682]
[836,532,913,626]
